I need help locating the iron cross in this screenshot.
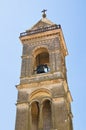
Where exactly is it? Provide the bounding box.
[41,9,47,14]
[41,9,47,18]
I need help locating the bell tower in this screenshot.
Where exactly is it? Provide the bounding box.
[15,11,73,130]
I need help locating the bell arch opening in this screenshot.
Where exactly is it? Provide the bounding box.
[33,47,50,74]
[43,100,52,130]
[31,101,39,130]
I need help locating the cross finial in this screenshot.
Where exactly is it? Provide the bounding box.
[41,9,47,18]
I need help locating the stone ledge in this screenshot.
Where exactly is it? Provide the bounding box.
[20,71,64,84]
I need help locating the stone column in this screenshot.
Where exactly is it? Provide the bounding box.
[49,52,56,72]
[28,104,32,130]
[21,56,32,77]
[21,57,27,77]
[52,97,70,130]
[25,56,29,77]
[15,103,29,130]
[51,101,56,130]
[25,55,33,77]
[55,50,62,72]
[38,103,43,130]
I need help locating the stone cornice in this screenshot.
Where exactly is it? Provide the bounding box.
[20,28,68,56]
[20,29,60,41]
[16,77,64,90]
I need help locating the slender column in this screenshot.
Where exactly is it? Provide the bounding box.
[21,57,26,77]
[27,56,32,76]
[38,103,43,130]
[49,52,56,72]
[55,51,62,72]
[25,57,29,77]
[27,55,34,76]
[28,104,32,130]
[51,101,55,129]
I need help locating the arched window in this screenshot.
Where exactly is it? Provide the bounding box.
[43,100,52,130]
[31,102,39,130]
[33,47,50,74]
[36,52,49,65]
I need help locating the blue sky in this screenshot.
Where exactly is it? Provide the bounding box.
[0,0,86,130]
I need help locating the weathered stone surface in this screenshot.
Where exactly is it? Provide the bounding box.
[17,90,28,102]
[15,104,29,130]
[15,16,73,130]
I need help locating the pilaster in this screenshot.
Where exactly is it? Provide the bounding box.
[15,103,29,130]
[28,104,32,130]
[38,103,43,130]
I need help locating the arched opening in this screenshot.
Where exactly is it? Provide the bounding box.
[31,102,39,130]
[43,100,52,130]
[33,47,50,74]
[36,52,49,66]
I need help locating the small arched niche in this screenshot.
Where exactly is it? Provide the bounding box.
[43,100,52,130]
[31,101,39,130]
[33,47,50,74]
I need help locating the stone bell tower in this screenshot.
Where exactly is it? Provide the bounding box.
[15,10,73,130]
